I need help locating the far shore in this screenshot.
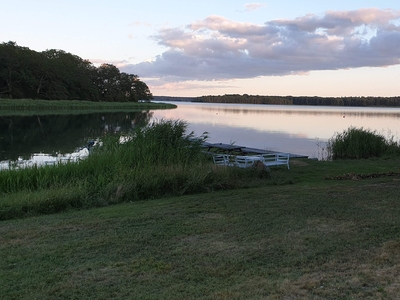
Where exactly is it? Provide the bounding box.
[153,94,400,107]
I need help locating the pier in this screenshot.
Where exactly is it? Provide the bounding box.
[202,142,308,159]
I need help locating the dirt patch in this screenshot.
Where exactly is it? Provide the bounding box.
[274,241,400,299]
[290,159,310,167]
[179,233,245,256]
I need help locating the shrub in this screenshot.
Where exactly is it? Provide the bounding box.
[327,127,400,160]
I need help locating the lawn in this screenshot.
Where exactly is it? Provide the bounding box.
[1,158,400,299]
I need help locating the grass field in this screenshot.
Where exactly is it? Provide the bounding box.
[1,157,400,299]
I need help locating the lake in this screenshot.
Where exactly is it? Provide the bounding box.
[1,102,399,168]
[151,101,400,159]
[0,111,154,168]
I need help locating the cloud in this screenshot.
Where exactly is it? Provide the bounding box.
[129,21,152,27]
[121,8,400,82]
[145,78,236,93]
[244,3,267,12]
[90,58,131,68]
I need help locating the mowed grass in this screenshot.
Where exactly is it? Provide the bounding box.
[1,158,400,299]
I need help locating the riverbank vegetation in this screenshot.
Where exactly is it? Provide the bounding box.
[0,99,175,116]
[2,153,400,298]
[0,119,272,220]
[196,94,400,107]
[1,124,400,221]
[328,127,400,159]
[0,41,152,101]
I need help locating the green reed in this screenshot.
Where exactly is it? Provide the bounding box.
[0,119,268,220]
[327,127,400,159]
[0,99,176,115]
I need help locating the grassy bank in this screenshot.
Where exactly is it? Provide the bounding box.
[0,99,176,115]
[2,125,400,298]
[0,119,272,220]
[1,157,400,299]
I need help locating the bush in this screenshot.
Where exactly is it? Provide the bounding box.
[327,127,400,160]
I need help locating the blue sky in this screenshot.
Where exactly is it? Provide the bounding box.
[2,1,400,97]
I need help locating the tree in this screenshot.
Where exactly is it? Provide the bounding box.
[132,77,153,101]
[42,49,99,100]
[0,41,153,102]
[0,41,28,98]
[97,64,153,102]
[97,64,123,102]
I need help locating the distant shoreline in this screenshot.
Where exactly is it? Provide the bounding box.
[153,96,196,102]
[153,95,400,107]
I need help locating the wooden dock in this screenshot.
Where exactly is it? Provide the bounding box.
[202,142,308,158]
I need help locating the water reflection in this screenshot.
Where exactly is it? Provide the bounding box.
[151,102,400,159]
[2,102,400,164]
[0,148,90,171]
[200,105,400,118]
[0,111,153,162]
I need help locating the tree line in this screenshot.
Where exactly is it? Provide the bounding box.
[0,41,153,102]
[196,94,400,107]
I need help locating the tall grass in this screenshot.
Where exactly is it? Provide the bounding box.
[327,127,400,159]
[0,99,176,116]
[0,119,269,220]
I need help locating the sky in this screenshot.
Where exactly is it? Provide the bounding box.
[2,0,400,97]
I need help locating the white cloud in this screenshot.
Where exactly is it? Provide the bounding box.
[121,8,400,82]
[145,78,235,93]
[244,3,267,12]
[90,58,130,68]
[129,21,152,27]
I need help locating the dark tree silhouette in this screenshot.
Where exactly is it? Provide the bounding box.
[0,41,153,102]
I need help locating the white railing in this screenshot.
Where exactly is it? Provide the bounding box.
[212,153,290,169]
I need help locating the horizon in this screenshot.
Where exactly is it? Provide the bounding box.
[152,94,400,99]
[2,1,400,98]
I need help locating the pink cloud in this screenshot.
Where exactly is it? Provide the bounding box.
[121,8,400,82]
[244,3,267,12]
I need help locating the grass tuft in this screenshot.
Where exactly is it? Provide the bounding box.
[327,127,400,159]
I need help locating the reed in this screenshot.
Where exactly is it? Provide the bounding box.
[327,127,400,159]
[0,99,176,115]
[0,119,267,220]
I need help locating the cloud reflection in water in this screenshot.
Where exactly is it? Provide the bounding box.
[151,102,400,159]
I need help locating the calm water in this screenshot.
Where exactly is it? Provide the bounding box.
[0,111,153,166]
[1,102,399,166]
[152,101,400,159]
